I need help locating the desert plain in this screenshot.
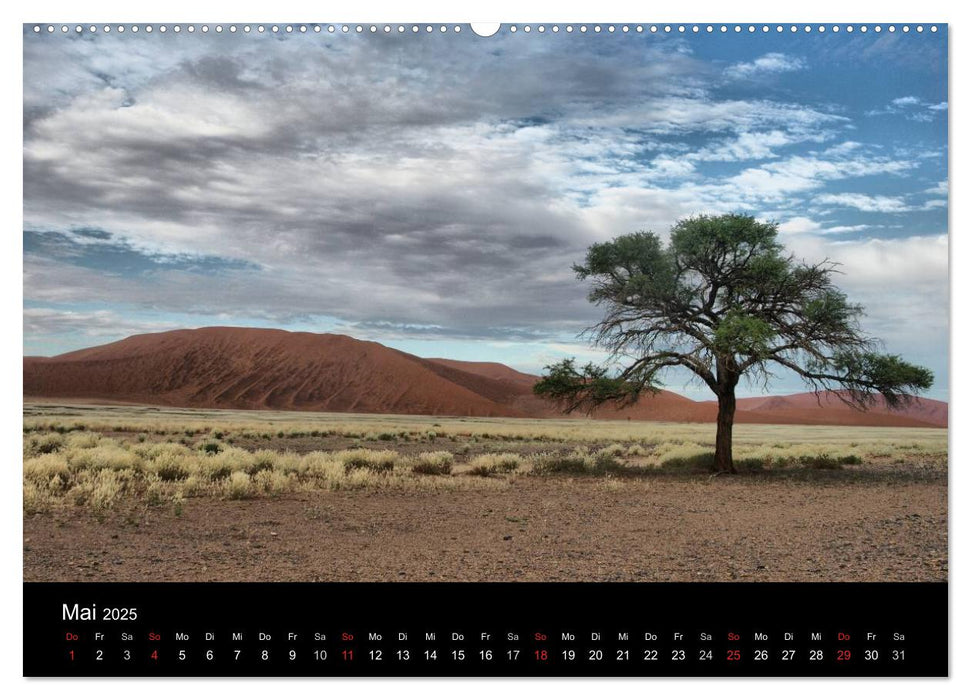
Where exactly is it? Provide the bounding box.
[23,402,947,583]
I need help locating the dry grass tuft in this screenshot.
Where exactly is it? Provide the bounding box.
[467,453,522,476]
[410,451,454,475]
[22,405,947,514]
[336,449,398,472]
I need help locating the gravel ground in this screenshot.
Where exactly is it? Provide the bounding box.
[23,471,947,582]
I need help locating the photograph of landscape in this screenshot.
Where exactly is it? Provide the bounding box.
[23,25,947,584]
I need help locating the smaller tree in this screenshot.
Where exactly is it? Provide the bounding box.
[534,214,934,473]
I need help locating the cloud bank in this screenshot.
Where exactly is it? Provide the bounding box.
[23,28,949,397]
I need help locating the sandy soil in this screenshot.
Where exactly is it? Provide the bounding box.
[23,475,947,583]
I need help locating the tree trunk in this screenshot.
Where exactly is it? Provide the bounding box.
[714,390,737,474]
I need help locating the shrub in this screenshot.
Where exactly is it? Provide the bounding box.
[71,470,127,512]
[799,454,849,470]
[24,453,71,482]
[65,432,101,449]
[601,443,627,457]
[66,445,141,472]
[172,491,185,517]
[248,449,279,474]
[147,453,192,481]
[411,451,454,475]
[197,456,231,481]
[733,457,765,471]
[337,449,398,472]
[222,471,253,499]
[526,451,592,475]
[655,444,714,471]
[344,468,382,489]
[23,481,51,513]
[145,475,164,506]
[197,447,257,481]
[302,452,345,489]
[661,453,714,470]
[467,453,522,476]
[25,432,64,456]
[273,452,305,475]
[134,441,192,460]
[592,449,623,470]
[182,474,207,496]
[253,469,294,494]
[200,440,222,455]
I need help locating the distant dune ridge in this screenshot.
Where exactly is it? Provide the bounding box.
[23,327,947,428]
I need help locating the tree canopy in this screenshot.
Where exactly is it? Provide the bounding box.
[534,214,933,472]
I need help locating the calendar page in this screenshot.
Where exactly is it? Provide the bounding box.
[22,20,948,677]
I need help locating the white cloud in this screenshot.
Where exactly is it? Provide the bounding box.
[691,130,798,162]
[778,217,824,235]
[778,217,873,236]
[823,141,864,157]
[824,224,871,234]
[779,232,948,356]
[647,156,696,178]
[564,96,844,135]
[724,53,806,80]
[892,96,921,107]
[868,96,948,121]
[23,307,174,341]
[725,152,913,202]
[20,29,947,392]
[816,193,911,213]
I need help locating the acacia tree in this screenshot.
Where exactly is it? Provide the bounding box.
[534,214,933,473]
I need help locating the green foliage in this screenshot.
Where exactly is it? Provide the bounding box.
[829,352,934,407]
[535,213,934,472]
[712,311,774,358]
[536,213,933,416]
[672,212,779,250]
[575,231,677,306]
[798,454,844,470]
[532,358,653,411]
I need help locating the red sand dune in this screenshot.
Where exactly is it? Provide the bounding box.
[426,358,537,388]
[23,327,946,427]
[732,391,948,427]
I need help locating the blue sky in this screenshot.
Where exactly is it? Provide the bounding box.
[23,25,948,400]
